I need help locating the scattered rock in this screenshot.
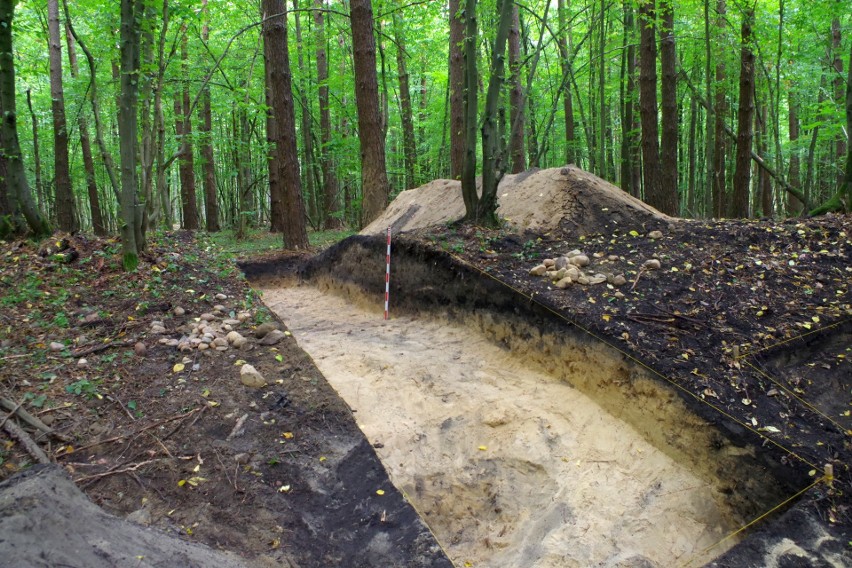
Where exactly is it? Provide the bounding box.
[608,255,620,261]
[212,337,228,348]
[234,453,251,465]
[198,343,209,351]
[566,266,581,281]
[542,258,555,268]
[84,313,100,324]
[648,230,664,240]
[236,312,251,323]
[254,322,280,339]
[164,339,179,347]
[173,306,186,317]
[77,358,88,367]
[49,342,65,352]
[259,329,286,346]
[134,342,147,357]
[529,264,548,276]
[554,256,570,270]
[200,313,216,321]
[223,319,241,327]
[555,277,572,289]
[566,249,582,258]
[215,293,228,301]
[612,274,627,287]
[577,276,590,285]
[614,291,625,299]
[643,259,662,270]
[587,274,608,285]
[213,304,226,312]
[150,325,166,334]
[240,364,267,388]
[226,331,247,349]
[569,254,590,267]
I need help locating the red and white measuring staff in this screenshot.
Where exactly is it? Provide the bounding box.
[384,227,391,320]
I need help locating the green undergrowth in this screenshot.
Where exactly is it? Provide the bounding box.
[207,227,355,258]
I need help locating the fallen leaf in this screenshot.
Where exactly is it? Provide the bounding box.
[376,489,385,496]
[173,363,185,373]
[478,445,487,451]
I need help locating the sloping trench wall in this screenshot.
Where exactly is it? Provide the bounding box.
[266,235,802,525]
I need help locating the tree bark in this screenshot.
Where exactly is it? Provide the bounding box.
[199,0,220,232]
[65,23,106,236]
[730,6,755,218]
[831,16,845,188]
[703,0,714,217]
[350,0,390,226]
[393,12,417,189]
[787,89,803,215]
[658,0,679,215]
[508,3,525,173]
[292,0,318,227]
[477,0,514,225]
[557,0,576,166]
[262,0,309,248]
[712,0,727,217]
[48,0,76,232]
[176,34,199,231]
[0,1,50,238]
[449,0,465,180]
[314,0,340,229]
[638,0,661,208]
[25,90,45,213]
[460,0,478,218]
[118,0,142,268]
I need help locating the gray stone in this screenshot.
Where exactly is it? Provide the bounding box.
[612,274,627,286]
[212,337,228,348]
[648,230,664,240]
[587,274,607,285]
[254,322,280,339]
[529,264,548,276]
[150,325,166,334]
[568,254,590,267]
[200,313,216,321]
[542,258,555,268]
[566,249,582,258]
[173,306,185,317]
[215,293,228,301]
[223,319,241,327]
[49,342,65,352]
[240,364,267,388]
[554,256,570,270]
[577,276,590,285]
[555,277,572,289]
[77,358,88,368]
[259,329,286,346]
[198,343,209,351]
[643,258,662,270]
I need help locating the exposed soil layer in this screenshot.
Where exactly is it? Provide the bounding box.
[260,280,744,567]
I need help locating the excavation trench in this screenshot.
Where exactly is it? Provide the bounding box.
[250,239,785,568]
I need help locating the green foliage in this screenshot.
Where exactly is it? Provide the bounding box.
[65,379,100,399]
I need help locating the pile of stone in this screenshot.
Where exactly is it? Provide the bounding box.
[528,248,662,290]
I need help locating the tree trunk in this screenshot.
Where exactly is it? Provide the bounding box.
[477,0,514,225]
[48,0,76,232]
[787,89,803,215]
[25,90,45,213]
[292,0,318,227]
[508,3,525,173]
[712,0,727,217]
[199,0,220,232]
[64,23,106,236]
[638,0,661,208]
[393,12,417,189]
[703,0,714,217]
[460,0,479,218]
[262,0,309,248]
[350,0,390,226]
[118,0,142,269]
[687,94,698,215]
[0,1,49,238]
[138,0,156,232]
[730,6,755,218]
[757,103,772,216]
[557,0,576,166]
[831,16,845,189]
[176,34,199,231]
[314,0,340,229]
[658,0,679,215]
[449,0,465,180]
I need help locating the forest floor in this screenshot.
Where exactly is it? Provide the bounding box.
[0,168,851,566]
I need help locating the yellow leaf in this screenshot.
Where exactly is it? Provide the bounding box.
[235,359,246,366]
[376,489,385,496]
[629,230,639,237]
[808,469,817,477]
[478,445,487,451]
[186,476,207,486]
[178,479,187,487]
[601,314,611,322]
[282,432,294,439]
[173,363,185,373]
[319,456,327,462]
[681,353,689,360]
[812,316,820,323]
[207,401,220,407]
[201,388,210,397]
[193,464,201,473]
[279,485,291,493]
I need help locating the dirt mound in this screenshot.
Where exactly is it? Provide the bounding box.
[361,166,671,237]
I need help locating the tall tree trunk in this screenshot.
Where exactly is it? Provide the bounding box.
[393,12,417,189]
[350,0,389,226]
[460,0,478,217]
[314,0,340,229]
[0,2,50,238]
[263,10,283,232]
[48,0,76,232]
[558,0,576,166]
[292,0,318,227]
[449,0,465,180]
[687,94,698,215]
[831,15,845,188]
[658,0,679,215]
[757,103,772,216]
[176,34,199,230]
[262,0,309,248]
[25,90,45,213]
[138,1,156,232]
[712,0,727,217]
[118,0,143,268]
[154,0,171,230]
[508,3,525,173]
[638,0,661,208]
[787,89,803,215]
[703,0,714,217]
[64,25,105,236]
[730,5,755,218]
[199,0,220,232]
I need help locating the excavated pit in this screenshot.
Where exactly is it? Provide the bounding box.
[248,237,789,568]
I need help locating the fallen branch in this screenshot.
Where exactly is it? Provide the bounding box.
[75,458,160,485]
[70,339,134,358]
[0,398,24,431]
[0,397,71,442]
[2,419,50,464]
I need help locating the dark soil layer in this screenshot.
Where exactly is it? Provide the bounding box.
[0,234,451,567]
[243,213,852,566]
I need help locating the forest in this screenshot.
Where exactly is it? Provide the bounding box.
[0,0,849,260]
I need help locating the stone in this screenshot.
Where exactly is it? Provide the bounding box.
[49,342,65,352]
[612,274,627,286]
[643,259,662,270]
[614,291,625,299]
[164,339,179,347]
[593,252,605,258]
[254,322,280,339]
[555,277,572,289]
[529,264,548,276]
[223,319,241,327]
[198,343,209,351]
[542,258,555,268]
[226,331,245,344]
[566,249,582,258]
[234,453,251,465]
[84,312,100,324]
[566,266,581,281]
[213,305,226,312]
[134,342,147,357]
[150,321,164,328]
[232,336,248,349]
[150,325,166,334]
[237,312,251,323]
[200,313,216,321]
[173,306,185,317]
[240,364,267,388]
[259,329,286,346]
[212,337,228,348]
[178,342,193,352]
[215,293,228,301]
[554,256,570,270]
[77,358,88,367]
[608,255,620,262]
[554,268,568,280]
[587,274,607,285]
[577,276,590,285]
[568,254,590,267]
[648,230,664,240]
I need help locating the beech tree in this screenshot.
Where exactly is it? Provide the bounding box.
[47,0,75,231]
[730,5,755,218]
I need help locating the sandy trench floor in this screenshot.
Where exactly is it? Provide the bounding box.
[260,282,739,568]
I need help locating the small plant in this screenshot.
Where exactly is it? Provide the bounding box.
[66,379,100,399]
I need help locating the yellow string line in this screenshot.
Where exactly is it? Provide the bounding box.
[742,358,851,437]
[445,252,820,471]
[736,318,852,360]
[677,476,827,568]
